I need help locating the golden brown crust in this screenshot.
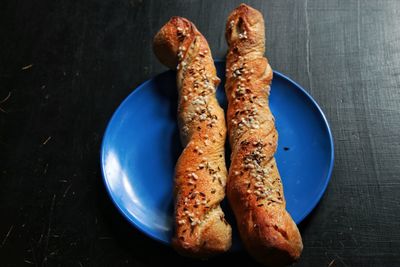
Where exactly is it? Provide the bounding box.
[225,4,303,266]
[153,17,232,258]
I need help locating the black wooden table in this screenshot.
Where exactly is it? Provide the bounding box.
[1,0,399,266]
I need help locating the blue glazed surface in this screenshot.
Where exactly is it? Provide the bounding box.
[100,61,334,248]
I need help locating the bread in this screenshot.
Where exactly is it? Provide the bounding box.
[153,17,232,258]
[224,4,303,266]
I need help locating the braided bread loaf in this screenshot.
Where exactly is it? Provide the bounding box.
[153,17,232,258]
[225,4,303,266]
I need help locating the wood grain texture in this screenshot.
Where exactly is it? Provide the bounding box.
[0,0,399,266]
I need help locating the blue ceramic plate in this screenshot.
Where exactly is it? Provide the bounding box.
[101,61,334,248]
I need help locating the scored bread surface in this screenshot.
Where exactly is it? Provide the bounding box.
[153,16,232,258]
[225,4,303,266]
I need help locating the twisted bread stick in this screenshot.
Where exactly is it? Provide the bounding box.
[225,4,303,266]
[154,17,232,258]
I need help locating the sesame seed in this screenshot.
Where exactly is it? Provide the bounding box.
[238,31,248,39]
[255,182,264,188]
[178,219,185,225]
[177,51,183,59]
[233,69,241,77]
[254,190,262,196]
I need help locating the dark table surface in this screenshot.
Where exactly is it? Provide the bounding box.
[1,0,400,266]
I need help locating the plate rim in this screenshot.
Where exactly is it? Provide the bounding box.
[100,72,173,245]
[100,62,334,245]
[273,69,335,223]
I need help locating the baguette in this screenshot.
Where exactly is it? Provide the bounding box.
[153,17,232,258]
[224,4,303,266]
